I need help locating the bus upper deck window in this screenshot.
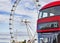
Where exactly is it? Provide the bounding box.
[39,12,42,18]
[43,12,48,18]
[50,13,54,16]
[39,6,60,19]
[39,12,48,19]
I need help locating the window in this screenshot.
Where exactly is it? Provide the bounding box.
[43,12,48,18]
[38,22,58,30]
[39,6,60,19]
[50,13,54,16]
[39,12,42,18]
[40,38,49,43]
[39,12,48,18]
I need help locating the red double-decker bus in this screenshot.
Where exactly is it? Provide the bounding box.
[37,1,60,43]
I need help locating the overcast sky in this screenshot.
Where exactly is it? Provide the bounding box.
[0,0,57,41]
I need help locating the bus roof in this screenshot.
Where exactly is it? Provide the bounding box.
[40,1,60,11]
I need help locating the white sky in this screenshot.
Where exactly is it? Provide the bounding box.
[0,0,57,42]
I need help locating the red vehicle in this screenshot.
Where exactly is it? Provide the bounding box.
[37,1,60,43]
